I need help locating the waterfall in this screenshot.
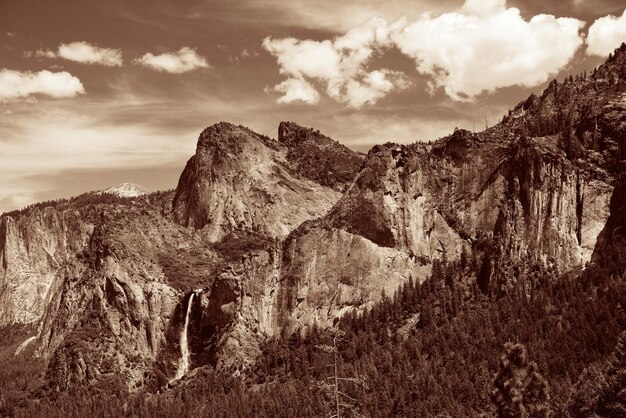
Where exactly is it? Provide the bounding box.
[174,293,195,380]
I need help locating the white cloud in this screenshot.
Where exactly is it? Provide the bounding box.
[35,49,57,59]
[57,41,122,66]
[343,69,409,108]
[240,49,259,58]
[134,47,210,73]
[0,69,85,101]
[264,0,585,104]
[391,1,584,101]
[27,42,123,66]
[263,17,409,107]
[461,0,506,16]
[587,8,626,56]
[268,78,320,104]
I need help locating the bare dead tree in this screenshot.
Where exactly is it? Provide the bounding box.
[316,330,367,418]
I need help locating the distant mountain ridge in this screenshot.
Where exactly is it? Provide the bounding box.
[101,183,150,198]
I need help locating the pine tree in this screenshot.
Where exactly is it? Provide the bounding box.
[491,343,550,417]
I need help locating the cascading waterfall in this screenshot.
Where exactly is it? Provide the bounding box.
[173,293,195,380]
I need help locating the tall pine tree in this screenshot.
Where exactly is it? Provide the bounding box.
[492,343,550,417]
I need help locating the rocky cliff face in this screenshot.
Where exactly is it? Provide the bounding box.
[0,122,365,389]
[171,122,346,241]
[0,207,95,327]
[32,202,191,392]
[592,177,626,269]
[167,122,367,370]
[29,194,257,391]
[272,143,462,331]
[1,47,626,395]
[493,137,613,269]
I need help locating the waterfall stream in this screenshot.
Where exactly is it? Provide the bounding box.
[173,293,195,380]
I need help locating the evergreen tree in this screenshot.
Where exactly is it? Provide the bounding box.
[492,343,550,417]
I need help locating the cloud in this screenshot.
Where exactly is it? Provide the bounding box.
[264,0,585,104]
[392,0,584,101]
[263,17,409,107]
[240,49,259,59]
[235,0,456,32]
[587,8,626,56]
[268,78,320,104]
[28,42,123,66]
[57,41,123,66]
[0,69,85,101]
[34,49,57,59]
[134,47,210,73]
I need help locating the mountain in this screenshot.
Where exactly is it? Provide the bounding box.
[0,121,364,389]
[1,45,625,416]
[171,122,351,240]
[101,183,150,198]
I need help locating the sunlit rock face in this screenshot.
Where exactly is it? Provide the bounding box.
[0,207,95,327]
[171,122,352,241]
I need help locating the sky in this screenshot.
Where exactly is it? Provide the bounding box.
[1,0,626,213]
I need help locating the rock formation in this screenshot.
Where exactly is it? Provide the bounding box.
[171,122,347,241]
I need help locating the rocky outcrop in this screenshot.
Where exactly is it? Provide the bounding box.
[277,121,364,192]
[194,246,283,372]
[171,122,355,241]
[32,208,189,391]
[327,143,465,258]
[269,143,465,330]
[592,176,626,269]
[0,207,94,327]
[278,222,428,331]
[494,138,613,269]
[39,253,181,392]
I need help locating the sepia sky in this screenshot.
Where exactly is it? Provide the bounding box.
[1,0,626,212]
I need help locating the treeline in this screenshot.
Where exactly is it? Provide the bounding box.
[1,189,174,219]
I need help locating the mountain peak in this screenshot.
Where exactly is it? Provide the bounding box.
[172,122,347,236]
[196,122,276,152]
[200,121,239,136]
[102,183,149,198]
[277,121,364,192]
[593,42,626,82]
[278,121,329,145]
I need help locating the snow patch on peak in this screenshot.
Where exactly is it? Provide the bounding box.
[101,183,149,198]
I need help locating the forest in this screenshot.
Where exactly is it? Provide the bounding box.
[1,251,624,417]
